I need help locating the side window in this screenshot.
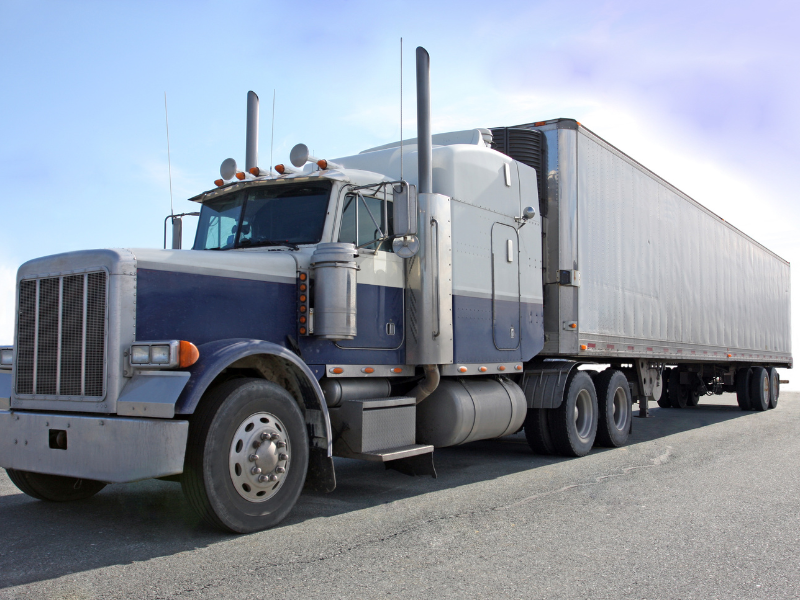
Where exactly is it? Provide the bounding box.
[339,194,394,251]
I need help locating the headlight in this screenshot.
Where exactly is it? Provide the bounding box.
[150,345,171,364]
[128,341,199,369]
[0,347,13,368]
[131,346,151,364]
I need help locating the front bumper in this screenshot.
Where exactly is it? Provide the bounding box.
[0,410,188,483]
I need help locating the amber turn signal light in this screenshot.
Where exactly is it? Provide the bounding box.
[179,341,200,368]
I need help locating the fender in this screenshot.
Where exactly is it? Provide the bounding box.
[175,338,335,491]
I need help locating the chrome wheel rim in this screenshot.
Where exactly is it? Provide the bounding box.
[574,390,593,440]
[229,412,291,503]
[612,386,628,430]
[762,377,770,405]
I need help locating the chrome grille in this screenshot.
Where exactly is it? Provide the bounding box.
[15,271,107,398]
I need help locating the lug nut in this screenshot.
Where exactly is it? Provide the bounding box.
[260,432,270,441]
[275,441,286,448]
[258,474,268,483]
[278,453,288,461]
[253,440,261,448]
[251,466,262,475]
[275,466,286,474]
[249,454,259,462]
[269,474,279,482]
[271,433,280,441]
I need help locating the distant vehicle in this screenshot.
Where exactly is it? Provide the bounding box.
[0,47,790,533]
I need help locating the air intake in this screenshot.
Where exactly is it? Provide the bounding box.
[490,127,547,215]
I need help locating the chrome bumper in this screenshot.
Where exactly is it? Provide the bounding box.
[0,410,188,483]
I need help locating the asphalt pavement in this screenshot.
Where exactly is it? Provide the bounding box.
[1,392,798,600]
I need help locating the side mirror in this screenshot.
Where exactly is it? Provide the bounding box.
[392,182,418,237]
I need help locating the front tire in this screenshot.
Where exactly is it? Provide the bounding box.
[6,469,106,502]
[549,371,598,457]
[182,378,309,533]
[593,369,632,448]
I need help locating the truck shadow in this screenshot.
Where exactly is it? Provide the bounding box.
[0,396,758,589]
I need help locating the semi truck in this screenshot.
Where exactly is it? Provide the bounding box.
[0,47,791,533]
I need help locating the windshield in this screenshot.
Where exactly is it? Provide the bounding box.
[193,181,332,250]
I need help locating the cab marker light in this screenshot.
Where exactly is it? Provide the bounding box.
[214,179,225,187]
[362,367,375,374]
[392,367,403,374]
[515,365,523,371]
[458,366,468,373]
[330,367,344,374]
[316,159,343,170]
[479,366,487,373]
[497,365,506,371]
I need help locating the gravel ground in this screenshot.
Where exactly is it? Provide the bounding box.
[1,392,798,600]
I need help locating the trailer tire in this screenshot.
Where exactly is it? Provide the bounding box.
[669,369,688,409]
[766,367,780,409]
[686,388,700,407]
[5,469,106,502]
[657,368,672,408]
[182,377,308,533]
[524,408,556,455]
[594,369,632,448]
[749,367,770,412]
[735,368,752,410]
[549,371,597,457]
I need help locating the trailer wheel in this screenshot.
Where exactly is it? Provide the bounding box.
[524,408,556,455]
[5,469,106,502]
[182,378,308,533]
[668,369,688,408]
[749,367,770,412]
[593,369,632,448]
[549,371,597,457]
[766,367,780,409]
[735,368,752,410]
[657,368,672,408]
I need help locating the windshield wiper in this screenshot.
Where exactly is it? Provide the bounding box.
[238,239,300,251]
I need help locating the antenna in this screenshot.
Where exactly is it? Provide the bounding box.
[164,92,174,216]
[270,89,276,176]
[400,37,403,182]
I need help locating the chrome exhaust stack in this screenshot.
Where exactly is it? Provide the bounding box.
[245,91,259,172]
[416,47,432,194]
[406,46,453,397]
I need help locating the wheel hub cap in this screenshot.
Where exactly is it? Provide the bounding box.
[229,412,290,502]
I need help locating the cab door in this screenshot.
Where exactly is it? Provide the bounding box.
[492,223,521,351]
[336,192,404,349]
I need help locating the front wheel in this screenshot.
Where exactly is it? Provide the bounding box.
[6,469,106,502]
[181,378,309,533]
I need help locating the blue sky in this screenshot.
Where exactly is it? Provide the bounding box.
[1,0,798,383]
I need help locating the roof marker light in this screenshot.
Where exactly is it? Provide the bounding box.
[214,179,224,187]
